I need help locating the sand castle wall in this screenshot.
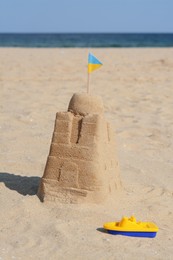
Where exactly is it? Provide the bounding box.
[38,93,121,203]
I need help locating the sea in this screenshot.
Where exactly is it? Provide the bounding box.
[0,33,173,48]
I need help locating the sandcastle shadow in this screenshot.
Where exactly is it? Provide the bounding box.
[0,172,40,196]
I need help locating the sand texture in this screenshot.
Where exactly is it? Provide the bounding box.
[38,93,121,203]
[1,48,173,259]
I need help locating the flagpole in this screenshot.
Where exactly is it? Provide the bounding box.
[87,72,90,94]
[87,52,102,94]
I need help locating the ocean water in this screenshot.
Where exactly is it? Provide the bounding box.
[0,33,173,48]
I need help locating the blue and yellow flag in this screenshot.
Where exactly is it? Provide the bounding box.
[88,53,102,73]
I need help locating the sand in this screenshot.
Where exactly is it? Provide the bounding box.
[1,48,173,259]
[38,92,121,203]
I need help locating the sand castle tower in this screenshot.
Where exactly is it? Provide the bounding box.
[38,93,121,203]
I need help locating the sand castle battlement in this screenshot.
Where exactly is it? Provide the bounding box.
[38,93,121,203]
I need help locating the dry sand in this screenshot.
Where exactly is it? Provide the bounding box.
[0,48,173,259]
[38,92,121,203]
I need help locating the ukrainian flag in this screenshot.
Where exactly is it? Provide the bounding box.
[88,53,102,73]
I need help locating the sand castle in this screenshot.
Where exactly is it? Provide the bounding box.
[38,93,121,203]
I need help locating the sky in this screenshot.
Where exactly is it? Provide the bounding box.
[0,0,172,33]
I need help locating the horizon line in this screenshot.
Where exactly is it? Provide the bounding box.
[0,32,173,34]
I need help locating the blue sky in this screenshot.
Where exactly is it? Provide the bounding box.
[0,0,172,33]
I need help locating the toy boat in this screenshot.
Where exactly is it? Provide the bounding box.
[103,216,158,238]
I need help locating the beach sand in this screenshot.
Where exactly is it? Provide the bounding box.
[1,48,173,259]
